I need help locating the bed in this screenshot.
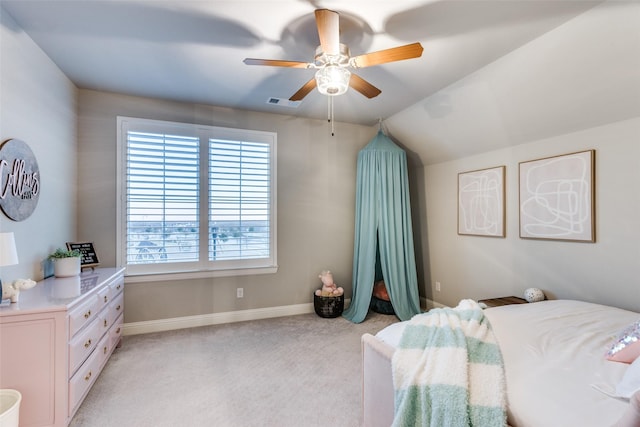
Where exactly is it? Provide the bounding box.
[361,299,640,426]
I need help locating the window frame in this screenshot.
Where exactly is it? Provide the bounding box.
[116,116,277,280]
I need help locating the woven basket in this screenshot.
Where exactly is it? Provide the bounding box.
[313,293,344,318]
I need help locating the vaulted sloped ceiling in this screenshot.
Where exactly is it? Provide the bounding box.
[2,0,638,163]
[385,0,640,165]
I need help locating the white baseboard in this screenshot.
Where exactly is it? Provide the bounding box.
[123,299,351,336]
[123,297,445,336]
[424,298,447,309]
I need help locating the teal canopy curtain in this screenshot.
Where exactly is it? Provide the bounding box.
[343,131,421,323]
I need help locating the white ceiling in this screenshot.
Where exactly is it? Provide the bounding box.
[2,0,604,127]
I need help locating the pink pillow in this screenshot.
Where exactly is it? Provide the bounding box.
[608,321,640,363]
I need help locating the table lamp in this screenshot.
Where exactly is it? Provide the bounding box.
[0,232,19,301]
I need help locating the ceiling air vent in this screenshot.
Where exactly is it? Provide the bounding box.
[266,97,301,108]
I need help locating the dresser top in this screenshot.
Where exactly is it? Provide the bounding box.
[0,267,125,316]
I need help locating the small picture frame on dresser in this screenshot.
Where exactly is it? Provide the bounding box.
[66,242,100,268]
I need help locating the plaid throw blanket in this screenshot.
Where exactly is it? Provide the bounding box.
[391,299,507,427]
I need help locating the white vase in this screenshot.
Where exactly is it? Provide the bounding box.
[54,257,81,278]
[52,276,81,298]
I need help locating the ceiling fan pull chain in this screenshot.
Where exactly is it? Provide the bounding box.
[329,96,335,136]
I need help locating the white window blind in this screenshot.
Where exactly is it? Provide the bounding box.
[209,139,271,261]
[117,117,277,278]
[127,131,200,265]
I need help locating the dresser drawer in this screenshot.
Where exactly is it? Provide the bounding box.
[97,332,112,370]
[69,295,100,337]
[110,275,124,296]
[99,310,110,337]
[110,313,124,349]
[97,284,112,311]
[68,335,105,415]
[68,316,102,376]
[108,292,124,326]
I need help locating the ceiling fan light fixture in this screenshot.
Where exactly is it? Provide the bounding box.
[315,65,350,96]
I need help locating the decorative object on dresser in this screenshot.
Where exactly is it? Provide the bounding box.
[1,278,36,304]
[478,296,528,308]
[0,267,125,427]
[48,247,82,278]
[66,242,100,269]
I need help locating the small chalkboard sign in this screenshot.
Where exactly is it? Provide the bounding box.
[66,242,100,268]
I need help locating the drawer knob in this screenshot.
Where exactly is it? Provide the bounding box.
[84,339,92,348]
[85,371,92,381]
[84,310,91,319]
[116,284,121,290]
[116,327,121,334]
[104,319,108,327]
[116,305,121,311]
[104,295,108,303]
[103,346,108,354]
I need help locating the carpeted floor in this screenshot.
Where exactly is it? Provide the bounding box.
[69,311,399,427]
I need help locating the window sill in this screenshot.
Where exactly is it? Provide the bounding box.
[123,266,278,284]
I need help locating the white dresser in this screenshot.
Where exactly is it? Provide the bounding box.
[0,267,125,427]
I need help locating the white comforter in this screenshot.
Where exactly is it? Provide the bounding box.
[485,300,636,427]
[376,300,638,427]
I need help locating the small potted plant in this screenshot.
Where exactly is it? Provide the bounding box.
[48,248,82,278]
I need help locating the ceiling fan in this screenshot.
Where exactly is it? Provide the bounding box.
[243,9,424,101]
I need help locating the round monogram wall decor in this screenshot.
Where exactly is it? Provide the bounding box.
[0,139,40,221]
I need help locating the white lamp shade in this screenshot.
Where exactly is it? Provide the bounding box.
[0,232,19,267]
[315,65,350,96]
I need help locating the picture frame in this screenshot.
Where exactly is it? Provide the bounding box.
[66,242,100,267]
[519,149,595,242]
[458,165,505,237]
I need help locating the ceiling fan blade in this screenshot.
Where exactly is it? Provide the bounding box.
[350,42,424,68]
[243,58,310,68]
[315,9,340,56]
[290,77,318,101]
[349,74,382,99]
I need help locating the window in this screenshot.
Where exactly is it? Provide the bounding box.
[117,117,277,278]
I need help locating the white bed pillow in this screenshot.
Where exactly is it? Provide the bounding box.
[375,321,407,348]
[617,357,640,399]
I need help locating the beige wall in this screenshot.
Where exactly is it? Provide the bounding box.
[4,0,638,328]
[0,7,77,281]
[384,0,640,313]
[77,90,377,322]
[421,117,640,312]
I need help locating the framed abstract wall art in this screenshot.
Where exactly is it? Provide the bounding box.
[519,149,595,242]
[458,165,505,237]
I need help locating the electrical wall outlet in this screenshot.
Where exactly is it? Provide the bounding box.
[435,281,441,292]
[237,288,244,298]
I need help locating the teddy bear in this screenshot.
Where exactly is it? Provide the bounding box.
[315,270,344,297]
[1,278,37,303]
